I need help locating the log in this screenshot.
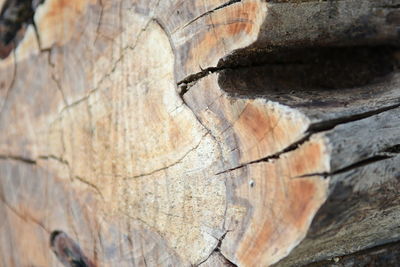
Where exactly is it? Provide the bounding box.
[0,0,399,266]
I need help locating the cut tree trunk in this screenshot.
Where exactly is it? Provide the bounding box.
[0,0,399,266]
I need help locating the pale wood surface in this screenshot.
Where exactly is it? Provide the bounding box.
[0,0,399,266]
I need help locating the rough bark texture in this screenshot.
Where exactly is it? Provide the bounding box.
[0,0,399,266]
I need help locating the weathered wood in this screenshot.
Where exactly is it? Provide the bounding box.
[305,241,400,267]
[275,112,400,266]
[0,0,399,266]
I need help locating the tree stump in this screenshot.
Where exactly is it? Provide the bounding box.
[0,0,399,266]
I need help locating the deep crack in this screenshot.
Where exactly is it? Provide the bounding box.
[216,104,400,175]
[0,0,44,58]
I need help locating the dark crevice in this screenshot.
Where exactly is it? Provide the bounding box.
[31,14,42,49]
[178,46,399,101]
[50,230,95,267]
[214,233,238,267]
[216,134,311,175]
[178,66,220,86]
[216,103,400,176]
[378,4,400,9]
[307,103,400,132]
[179,44,400,176]
[178,66,220,97]
[294,153,396,179]
[218,46,399,106]
[0,154,36,164]
[197,231,238,267]
[383,144,400,154]
[0,0,44,59]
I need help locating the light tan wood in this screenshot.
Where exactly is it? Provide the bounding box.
[0,0,399,266]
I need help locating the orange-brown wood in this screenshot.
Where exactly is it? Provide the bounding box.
[0,0,399,266]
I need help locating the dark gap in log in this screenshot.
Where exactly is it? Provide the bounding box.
[0,0,44,59]
[50,230,94,267]
[380,4,400,9]
[214,232,238,267]
[329,154,393,176]
[295,143,400,178]
[217,46,399,105]
[307,104,400,132]
[383,144,400,154]
[179,46,399,101]
[178,66,219,92]
[294,154,394,179]
[197,231,238,266]
[217,103,400,176]
[211,236,238,267]
[216,134,312,175]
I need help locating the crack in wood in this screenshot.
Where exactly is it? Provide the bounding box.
[0,193,50,233]
[197,230,238,267]
[197,251,237,267]
[93,0,104,45]
[51,17,157,122]
[377,4,400,9]
[123,132,209,180]
[0,154,36,164]
[38,155,106,199]
[172,0,242,34]
[307,104,400,132]
[0,0,44,58]
[179,45,399,101]
[216,104,400,175]
[215,134,311,175]
[293,144,400,179]
[51,73,68,106]
[38,154,71,169]
[74,176,105,200]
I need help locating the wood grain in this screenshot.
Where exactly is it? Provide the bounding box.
[0,0,399,266]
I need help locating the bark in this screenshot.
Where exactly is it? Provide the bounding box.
[0,0,399,266]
